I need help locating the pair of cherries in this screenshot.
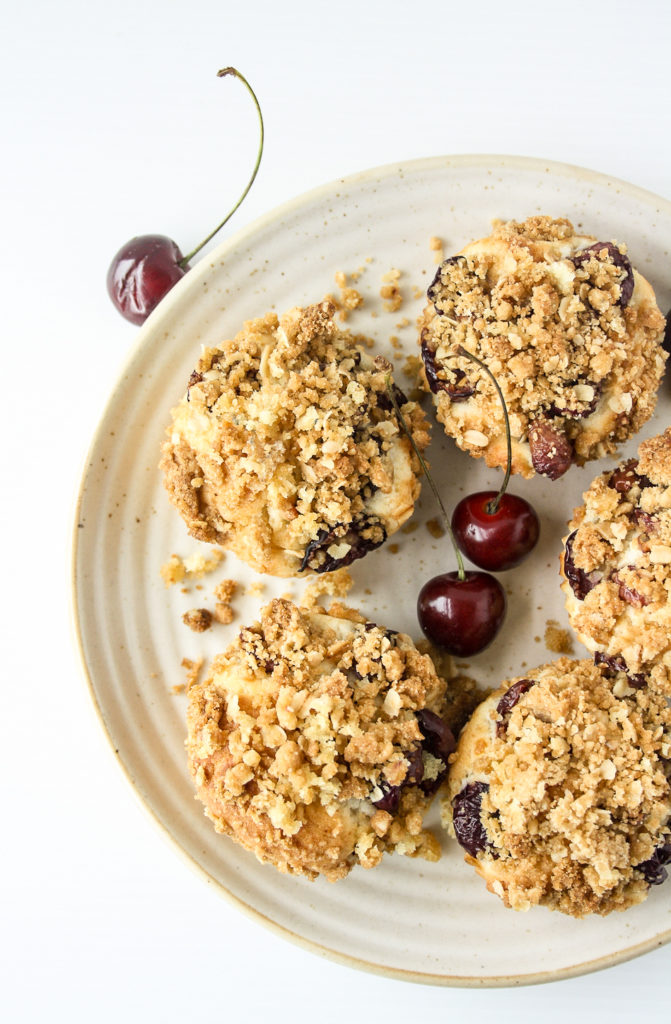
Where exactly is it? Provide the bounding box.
[389,350,539,659]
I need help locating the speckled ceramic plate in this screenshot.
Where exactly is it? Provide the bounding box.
[72,155,671,986]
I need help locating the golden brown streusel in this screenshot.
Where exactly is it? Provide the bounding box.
[444,658,671,917]
[161,302,429,577]
[300,567,353,609]
[429,236,444,264]
[420,217,666,479]
[160,549,224,587]
[381,269,403,312]
[180,656,204,692]
[186,599,453,881]
[561,427,671,695]
[182,608,213,633]
[334,270,364,318]
[544,619,574,655]
[213,579,237,625]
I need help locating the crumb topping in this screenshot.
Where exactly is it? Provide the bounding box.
[544,619,574,655]
[161,302,429,577]
[182,608,213,633]
[381,269,403,312]
[160,549,224,586]
[562,428,671,695]
[421,217,666,478]
[213,579,237,625]
[445,658,671,916]
[187,599,450,880]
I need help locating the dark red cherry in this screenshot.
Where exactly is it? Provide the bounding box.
[417,571,506,657]
[107,68,264,325]
[452,490,540,571]
[106,235,189,326]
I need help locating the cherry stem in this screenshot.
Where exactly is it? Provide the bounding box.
[455,346,511,515]
[179,67,264,267]
[385,377,466,581]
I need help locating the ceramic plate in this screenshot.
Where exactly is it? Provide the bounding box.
[72,155,671,986]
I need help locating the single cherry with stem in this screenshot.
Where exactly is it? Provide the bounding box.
[106,68,264,325]
[450,346,539,572]
[385,376,506,657]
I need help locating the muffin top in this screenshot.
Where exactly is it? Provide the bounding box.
[187,599,453,881]
[562,428,671,696]
[444,657,671,916]
[421,216,666,479]
[161,301,429,576]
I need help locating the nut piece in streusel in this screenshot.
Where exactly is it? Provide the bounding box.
[443,658,671,917]
[561,427,671,696]
[420,217,666,479]
[187,598,454,881]
[161,301,429,577]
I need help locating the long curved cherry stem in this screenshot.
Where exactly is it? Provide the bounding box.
[385,377,466,581]
[179,67,264,267]
[456,346,511,515]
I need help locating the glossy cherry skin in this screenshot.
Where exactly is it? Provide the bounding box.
[106,234,190,325]
[417,571,506,657]
[451,491,540,572]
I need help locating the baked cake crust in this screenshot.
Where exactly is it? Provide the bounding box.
[161,301,429,576]
[444,657,671,917]
[561,428,671,696]
[187,599,453,881]
[420,217,666,479]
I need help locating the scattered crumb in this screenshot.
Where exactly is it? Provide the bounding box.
[213,579,237,624]
[426,517,445,539]
[161,554,186,586]
[380,268,402,312]
[302,568,353,608]
[401,521,419,535]
[246,581,265,598]
[396,317,410,329]
[182,608,213,633]
[388,543,400,554]
[544,619,574,655]
[332,271,364,320]
[534,635,541,643]
[429,235,444,264]
[179,656,204,692]
[214,605,234,625]
[412,285,424,300]
[160,548,224,586]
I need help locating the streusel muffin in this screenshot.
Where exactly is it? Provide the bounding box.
[421,216,666,479]
[561,428,671,696]
[187,599,455,881]
[443,658,671,917]
[161,301,429,576]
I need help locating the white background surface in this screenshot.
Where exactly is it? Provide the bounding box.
[2,0,671,1020]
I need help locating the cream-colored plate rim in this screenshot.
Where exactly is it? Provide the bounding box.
[70,153,671,987]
